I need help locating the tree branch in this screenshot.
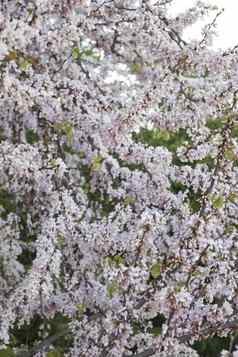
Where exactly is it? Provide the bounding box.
[123,318,238,357]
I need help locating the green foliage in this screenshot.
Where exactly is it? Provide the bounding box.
[132,313,166,338]
[105,254,125,267]
[71,47,80,61]
[193,335,230,357]
[2,50,39,71]
[0,190,37,272]
[76,303,86,317]
[62,143,76,155]
[193,156,215,169]
[0,189,16,219]
[148,314,166,336]
[46,313,71,353]
[25,129,39,144]
[170,181,202,213]
[4,50,18,62]
[90,155,104,171]
[224,147,236,161]
[133,126,217,169]
[206,117,227,130]
[188,189,202,213]
[170,180,187,194]
[71,46,101,62]
[54,121,73,145]
[92,191,119,217]
[17,207,37,270]
[133,127,193,167]
[79,162,120,217]
[133,127,190,152]
[0,127,5,142]
[170,154,214,169]
[8,313,71,355]
[81,48,100,61]
[150,262,161,279]
[231,123,238,137]
[228,192,238,203]
[210,195,224,209]
[10,315,43,349]
[130,63,141,74]
[107,280,119,298]
[120,161,145,171]
[56,234,65,249]
[224,147,238,164]
[150,326,161,336]
[123,195,136,206]
[132,321,141,335]
[47,350,62,357]
[19,59,31,71]
[0,348,15,357]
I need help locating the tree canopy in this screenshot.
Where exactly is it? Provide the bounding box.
[0,1,238,356]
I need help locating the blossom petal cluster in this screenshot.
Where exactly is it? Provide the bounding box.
[0,1,238,356]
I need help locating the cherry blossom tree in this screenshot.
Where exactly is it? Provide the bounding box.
[0,0,238,356]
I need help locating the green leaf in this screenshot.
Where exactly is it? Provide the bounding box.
[113,255,124,266]
[206,117,227,130]
[228,192,238,203]
[151,326,161,336]
[133,127,190,153]
[57,234,65,248]
[72,46,101,62]
[211,195,224,209]
[132,321,141,335]
[25,129,39,144]
[130,63,141,73]
[149,313,166,334]
[91,155,103,171]
[81,48,100,61]
[19,59,30,71]
[105,254,125,267]
[82,48,94,57]
[150,263,161,279]
[188,189,202,213]
[170,180,187,194]
[72,47,80,61]
[154,128,170,141]
[107,280,119,298]
[79,151,85,159]
[76,303,86,316]
[64,124,73,145]
[232,123,238,137]
[123,195,136,206]
[49,159,58,168]
[224,148,236,161]
[54,121,73,145]
[195,155,215,169]
[224,224,237,234]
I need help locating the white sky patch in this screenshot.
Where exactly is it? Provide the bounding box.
[104,63,137,84]
[104,71,125,84]
[168,0,238,49]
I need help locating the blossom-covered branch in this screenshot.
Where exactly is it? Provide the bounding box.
[0,1,238,356]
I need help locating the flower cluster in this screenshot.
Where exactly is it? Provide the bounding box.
[0,1,238,356]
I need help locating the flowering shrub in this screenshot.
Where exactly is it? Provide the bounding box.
[1,1,238,356]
